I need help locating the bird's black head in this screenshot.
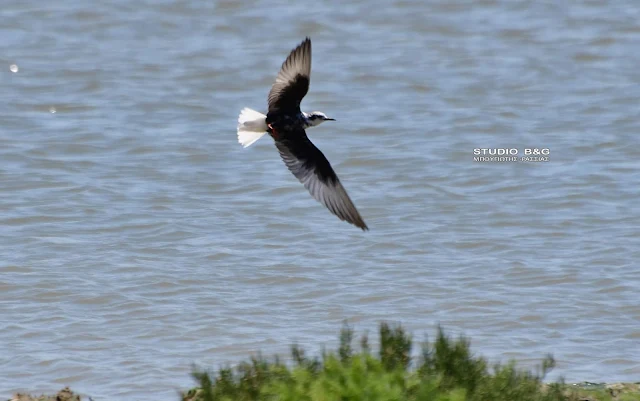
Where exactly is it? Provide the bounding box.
[307,111,335,126]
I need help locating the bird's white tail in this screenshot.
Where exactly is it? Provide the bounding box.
[237,107,268,148]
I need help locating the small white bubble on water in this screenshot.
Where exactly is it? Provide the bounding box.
[10,64,18,73]
[49,107,56,114]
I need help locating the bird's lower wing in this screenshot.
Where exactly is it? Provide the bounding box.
[274,132,368,231]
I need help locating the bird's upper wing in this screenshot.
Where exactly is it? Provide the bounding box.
[274,129,368,231]
[267,37,312,114]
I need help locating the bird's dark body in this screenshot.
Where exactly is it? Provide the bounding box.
[265,111,306,136]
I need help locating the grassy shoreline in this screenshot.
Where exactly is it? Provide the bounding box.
[8,323,640,401]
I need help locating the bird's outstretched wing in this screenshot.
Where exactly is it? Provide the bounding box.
[267,37,312,114]
[274,128,368,231]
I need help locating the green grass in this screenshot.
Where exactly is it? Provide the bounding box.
[182,322,640,401]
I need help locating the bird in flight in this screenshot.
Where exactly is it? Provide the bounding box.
[237,37,368,231]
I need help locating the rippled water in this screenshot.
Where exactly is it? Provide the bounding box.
[2,1,640,399]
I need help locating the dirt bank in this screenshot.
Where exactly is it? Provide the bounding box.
[8,382,640,401]
[7,387,80,401]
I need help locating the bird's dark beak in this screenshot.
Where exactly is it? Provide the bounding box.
[325,118,336,121]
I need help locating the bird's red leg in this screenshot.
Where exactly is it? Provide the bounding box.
[268,123,279,140]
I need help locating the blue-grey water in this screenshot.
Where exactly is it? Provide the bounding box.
[2,1,640,399]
